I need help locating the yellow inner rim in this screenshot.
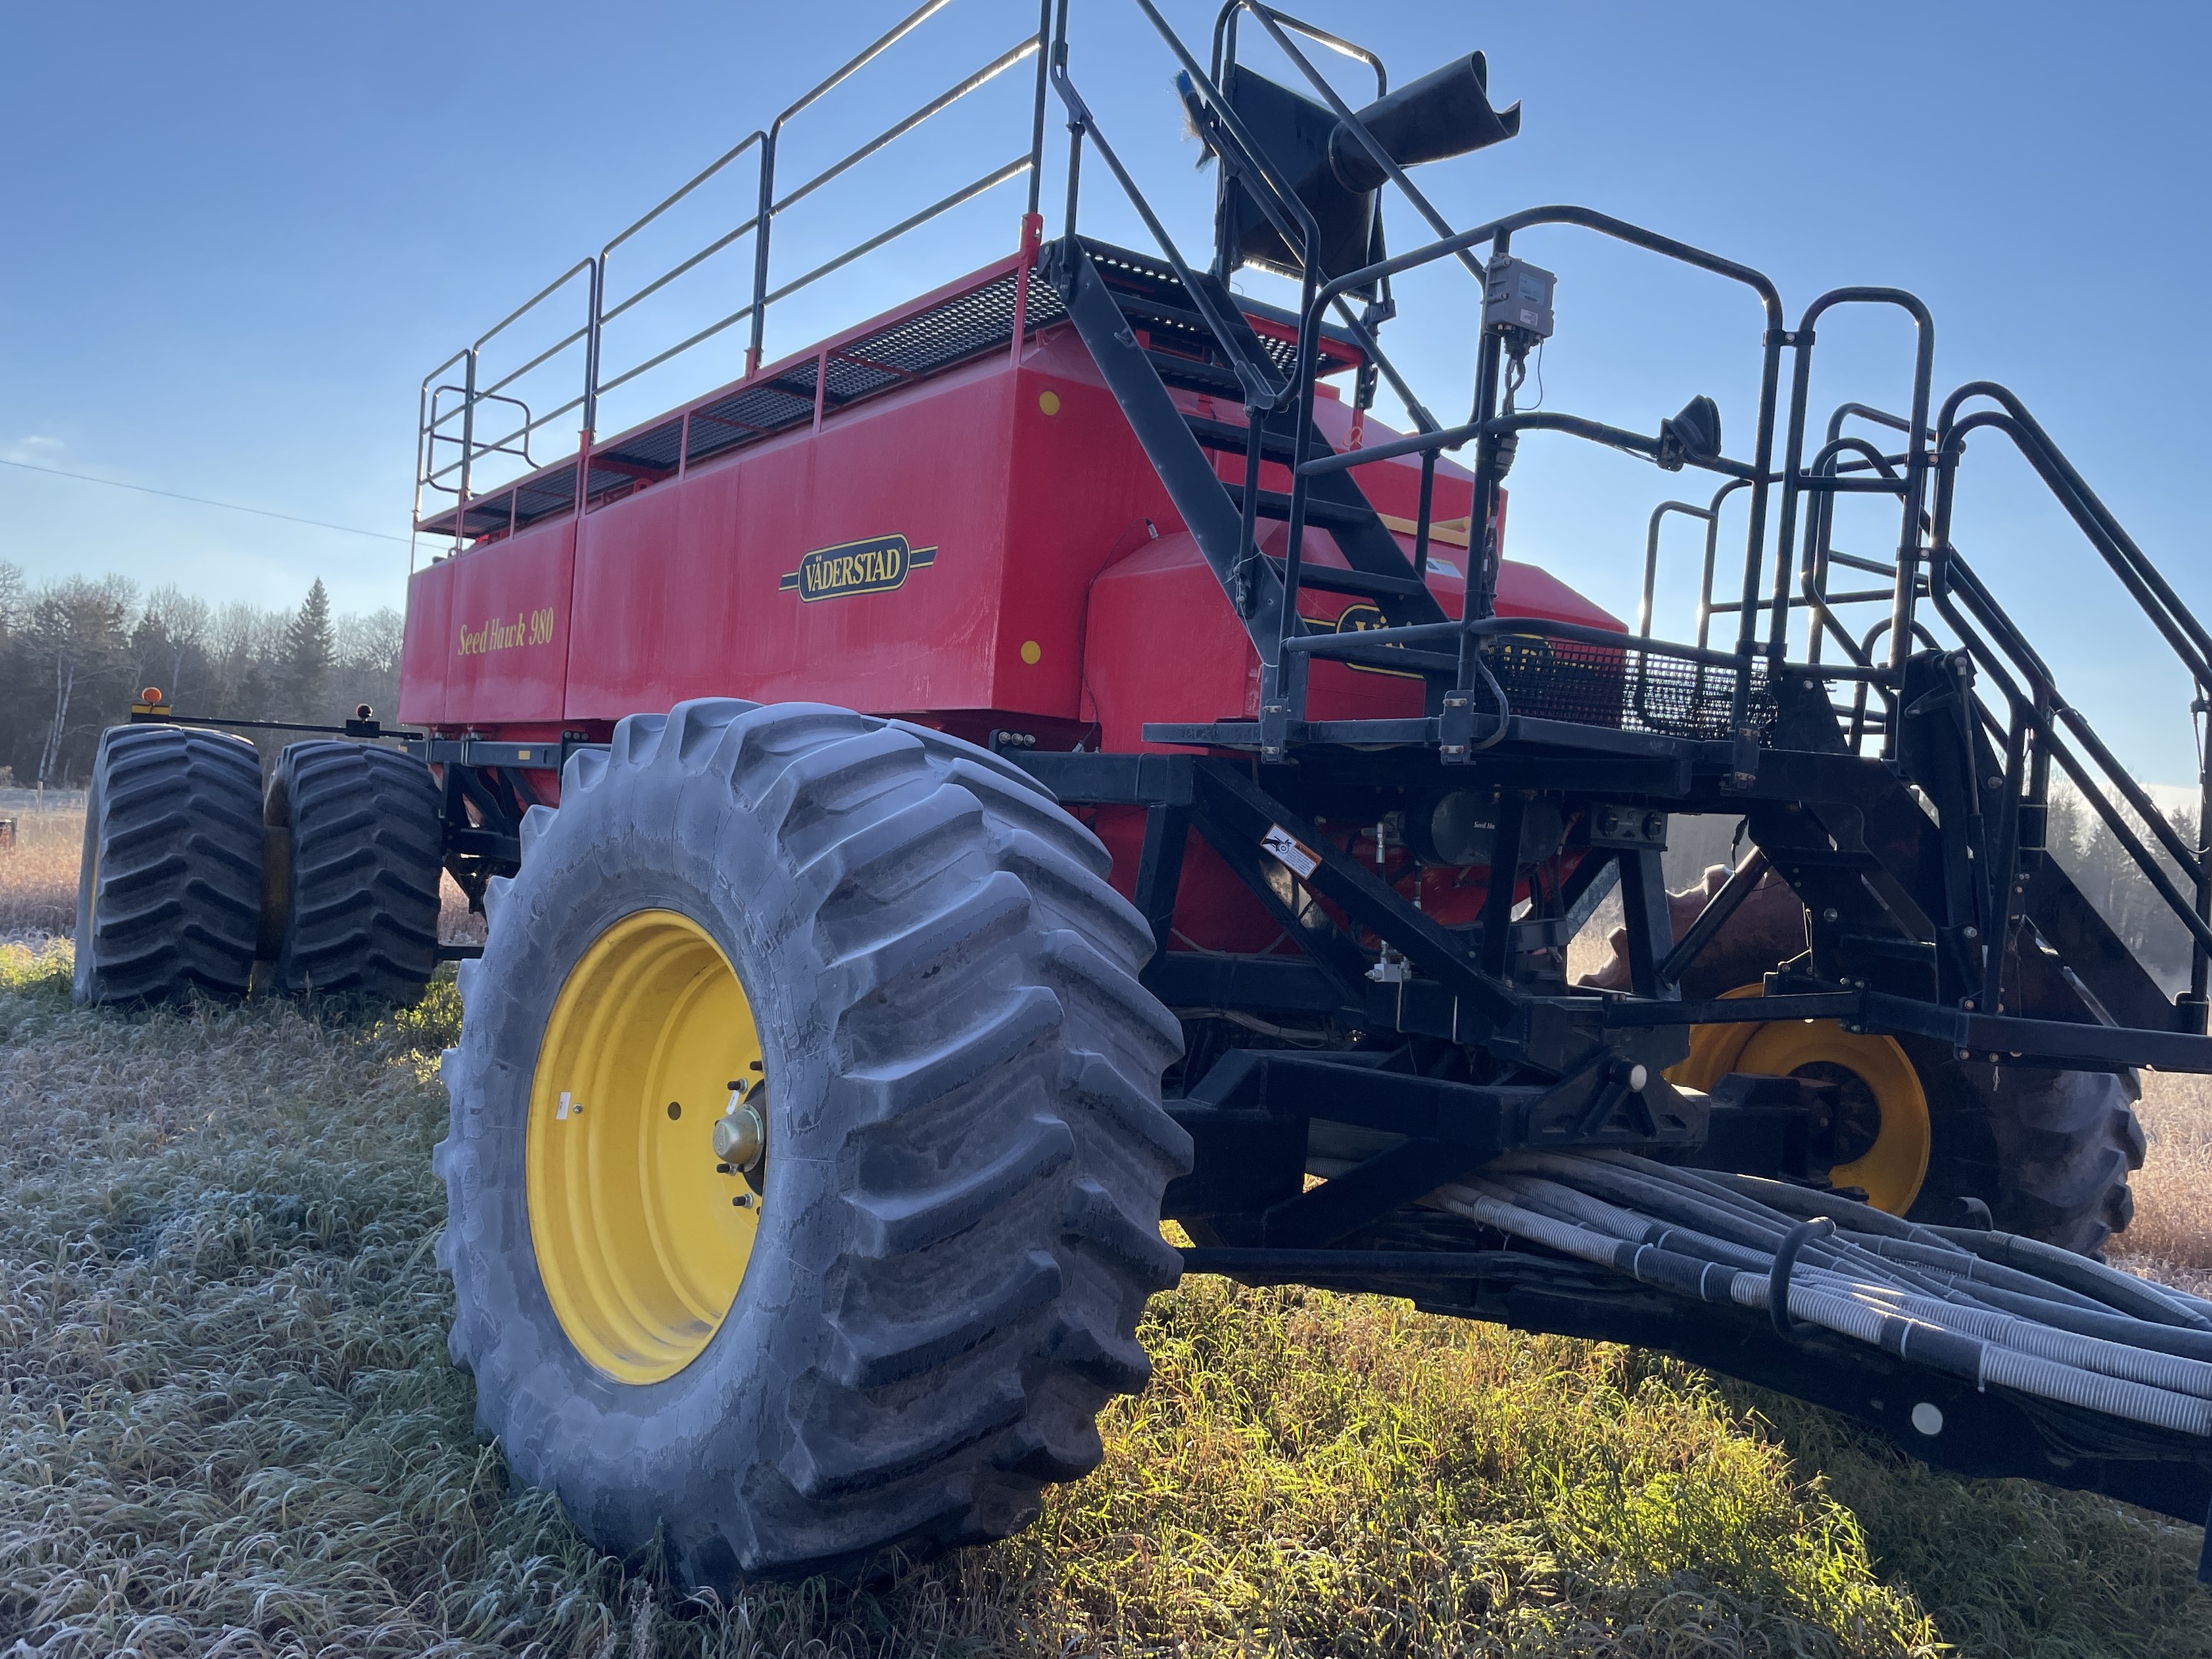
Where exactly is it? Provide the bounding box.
[528,909,765,1383]
[1667,985,1932,1214]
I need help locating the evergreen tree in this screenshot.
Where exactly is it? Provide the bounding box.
[283,578,334,718]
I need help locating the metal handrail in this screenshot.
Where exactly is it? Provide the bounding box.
[1212,0,1384,99]
[1639,498,1719,724]
[591,131,771,420]
[1939,385,2212,679]
[416,0,1050,557]
[1768,289,1935,707]
[767,157,1034,311]
[1932,552,2212,959]
[1921,394,2212,1008]
[1797,437,1908,684]
[1051,0,1472,690]
[1283,201,1787,740]
[425,387,534,484]
[748,0,1050,372]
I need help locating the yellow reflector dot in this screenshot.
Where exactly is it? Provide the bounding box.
[1038,389,1061,416]
[1020,640,1042,665]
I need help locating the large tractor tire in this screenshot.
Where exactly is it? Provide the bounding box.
[434,699,1190,1586]
[263,740,442,1002]
[1592,863,2145,1255]
[1899,1042,2145,1257]
[74,724,263,1005]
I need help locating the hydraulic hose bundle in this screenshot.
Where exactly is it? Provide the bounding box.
[1428,1151,2212,1447]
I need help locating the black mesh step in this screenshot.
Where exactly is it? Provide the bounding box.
[1144,349,1248,399]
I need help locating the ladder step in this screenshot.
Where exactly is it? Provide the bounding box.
[1247,487,1370,530]
[1144,349,1247,398]
[1183,412,1315,464]
[1264,557,1431,601]
[1109,290,1219,345]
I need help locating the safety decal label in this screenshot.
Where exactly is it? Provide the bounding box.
[1260,823,1320,879]
[778,534,938,601]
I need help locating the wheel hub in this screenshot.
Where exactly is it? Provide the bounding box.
[1669,985,1931,1214]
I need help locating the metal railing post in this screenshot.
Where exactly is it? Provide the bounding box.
[749,136,775,376]
[1725,326,1786,755]
[2194,697,2212,1031]
[582,257,604,444]
[456,349,478,555]
[1026,0,1052,217]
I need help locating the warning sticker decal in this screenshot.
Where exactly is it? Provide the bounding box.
[1260,823,1321,879]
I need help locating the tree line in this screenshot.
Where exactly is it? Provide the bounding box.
[2044,785,2206,993]
[0,562,402,788]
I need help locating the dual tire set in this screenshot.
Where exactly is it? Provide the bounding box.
[74,724,444,1007]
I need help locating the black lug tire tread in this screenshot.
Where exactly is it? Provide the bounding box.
[74,724,264,1005]
[434,700,1191,1584]
[270,741,443,1002]
[1904,1040,2145,1257]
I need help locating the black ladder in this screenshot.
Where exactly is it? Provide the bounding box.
[1048,237,1455,684]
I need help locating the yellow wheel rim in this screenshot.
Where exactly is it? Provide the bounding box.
[1667,985,1931,1214]
[528,909,767,1383]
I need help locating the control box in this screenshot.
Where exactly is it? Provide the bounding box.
[1484,255,1555,340]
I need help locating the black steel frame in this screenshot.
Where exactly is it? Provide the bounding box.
[1039,0,2212,1055]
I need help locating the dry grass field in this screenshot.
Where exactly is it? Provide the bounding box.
[2114,1073,2212,1296]
[1,831,2207,1655]
[0,811,82,941]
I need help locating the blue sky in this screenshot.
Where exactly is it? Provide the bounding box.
[4,2,2207,780]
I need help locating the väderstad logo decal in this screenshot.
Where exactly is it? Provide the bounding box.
[778,535,938,601]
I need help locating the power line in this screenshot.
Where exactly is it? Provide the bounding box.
[0,455,411,545]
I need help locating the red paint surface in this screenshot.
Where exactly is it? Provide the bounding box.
[401,253,1626,958]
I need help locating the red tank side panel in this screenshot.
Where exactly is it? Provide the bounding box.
[558,465,700,720]
[562,363,1013,721]
[555,331,1182,727]
[443,519,575,724]
[397,558,454,726]
[1003,326,1186,723]
[1081,531,1261,751]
